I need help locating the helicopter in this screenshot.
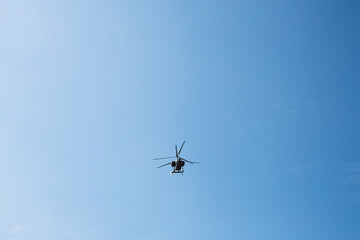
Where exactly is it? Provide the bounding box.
[153,141,199,175]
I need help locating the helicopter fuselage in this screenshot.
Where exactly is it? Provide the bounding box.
[171,159,185,173]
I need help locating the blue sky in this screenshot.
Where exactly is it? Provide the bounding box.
[0,0,359,239]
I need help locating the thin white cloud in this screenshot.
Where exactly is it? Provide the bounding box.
[11,226,21,234]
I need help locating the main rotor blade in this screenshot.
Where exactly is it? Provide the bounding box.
[178,141,185,155]
[175,145,178,157]
[153,156,176,160]
[180,157,199,164]
[157,162,171,168]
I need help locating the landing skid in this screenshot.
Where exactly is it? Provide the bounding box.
[170,170,184,175]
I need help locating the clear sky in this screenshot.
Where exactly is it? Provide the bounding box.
[1,0,359,239]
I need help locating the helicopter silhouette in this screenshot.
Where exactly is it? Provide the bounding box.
[153,141,199,175]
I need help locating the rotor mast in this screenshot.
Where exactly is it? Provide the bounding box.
[175,144,178,161]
